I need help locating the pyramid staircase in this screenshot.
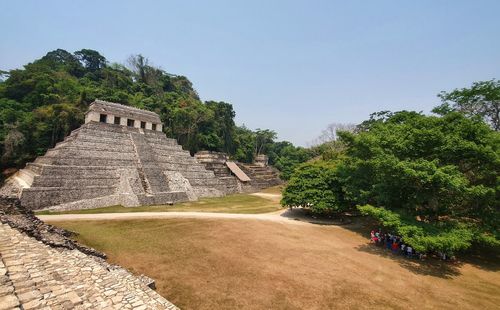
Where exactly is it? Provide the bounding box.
[194,151,244,194]
[18,122,223,210]
[195,151,282,192]
[236,163,283,189]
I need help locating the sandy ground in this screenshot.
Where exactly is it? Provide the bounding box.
[38,209,295,223]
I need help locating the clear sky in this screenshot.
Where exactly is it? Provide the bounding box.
[1,1,499,146]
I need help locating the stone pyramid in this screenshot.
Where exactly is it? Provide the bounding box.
[13,100,224,211]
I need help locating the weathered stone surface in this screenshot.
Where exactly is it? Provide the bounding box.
[0,196,106,258]
[236,162,283,188]
[0,221,178,309]
[0,294,20,310]
[195,151,282,193]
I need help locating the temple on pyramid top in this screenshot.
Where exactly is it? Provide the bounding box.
[2,100,282,211]
[85,100,163,132]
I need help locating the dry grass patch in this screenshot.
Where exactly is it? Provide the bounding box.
[49,219,500,310]
[37,193,282,215]
[259,184,285,195]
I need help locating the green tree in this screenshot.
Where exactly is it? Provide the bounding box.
[268,141,313,180]
[205,101,236,153]
[435,80,500,131]
[282,109,499,253]
[74,49,107,72]
[254,129,277,156]
[281,161,347,213]
[233,126,256,163]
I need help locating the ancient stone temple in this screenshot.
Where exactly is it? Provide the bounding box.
[11,100,225,211]
[194,151,282,193]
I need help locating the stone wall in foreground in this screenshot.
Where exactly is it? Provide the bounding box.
[0,197,178,309]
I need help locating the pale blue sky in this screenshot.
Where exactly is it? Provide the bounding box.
[1,1,499,145]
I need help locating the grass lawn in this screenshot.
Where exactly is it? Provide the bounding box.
[37,192,283,215]
[259,184,285,194]
[49,218,500,310]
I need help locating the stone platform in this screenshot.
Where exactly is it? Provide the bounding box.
[0,222,177,309]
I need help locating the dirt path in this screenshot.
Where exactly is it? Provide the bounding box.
[249,192,281,200]
[38,209,307,224]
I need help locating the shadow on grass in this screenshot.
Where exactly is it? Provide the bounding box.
[355,243,462,278]
[280,207,500,278]
[279,208,353,226]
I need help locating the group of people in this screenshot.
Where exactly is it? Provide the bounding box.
[370,230,426,260]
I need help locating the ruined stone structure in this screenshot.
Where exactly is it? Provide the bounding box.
[254,154,269,167]
[11,100,224,211]
[236,161,282,189]
[194,151,282,193]
[0,197,177,309]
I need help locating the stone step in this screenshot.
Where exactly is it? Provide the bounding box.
[26,163,43,174]
[31,176,119,187]
[148,142,184,151]
[46,149,136,159]
[35,157,136,167]
[130,132,170,194]
[191,186,223,198]
[60,136,134,147]
[158,162,212,172]
[21,186,117,209]
[155,154,199,164]
[52,143,136,153]
[68,135,134,146]
[153,148,192,156]
[76,129,135,139]
[16,168,38,187]
[187,178,221,186]
[145,136,179,146]
[27,164,119,176]
[163,170,216,180]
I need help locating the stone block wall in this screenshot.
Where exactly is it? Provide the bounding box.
[84,100,163,132]
[11,117,223,211]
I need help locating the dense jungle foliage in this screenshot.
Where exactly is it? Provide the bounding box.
[282,81,500,254]
[0,49,311,180]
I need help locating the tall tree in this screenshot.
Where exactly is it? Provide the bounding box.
[254,129,277,156]
[74,49,107,72]
[434,80,500,131]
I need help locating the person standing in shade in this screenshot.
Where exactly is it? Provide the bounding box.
[391,241,399,254]
[406,245,413,258]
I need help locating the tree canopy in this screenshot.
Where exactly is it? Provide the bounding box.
[0,49,309,180]
[434,79,500,131]
[282,106,500,254]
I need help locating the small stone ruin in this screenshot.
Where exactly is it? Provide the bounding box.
[3,100,282,211]
[194,151,282,193]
